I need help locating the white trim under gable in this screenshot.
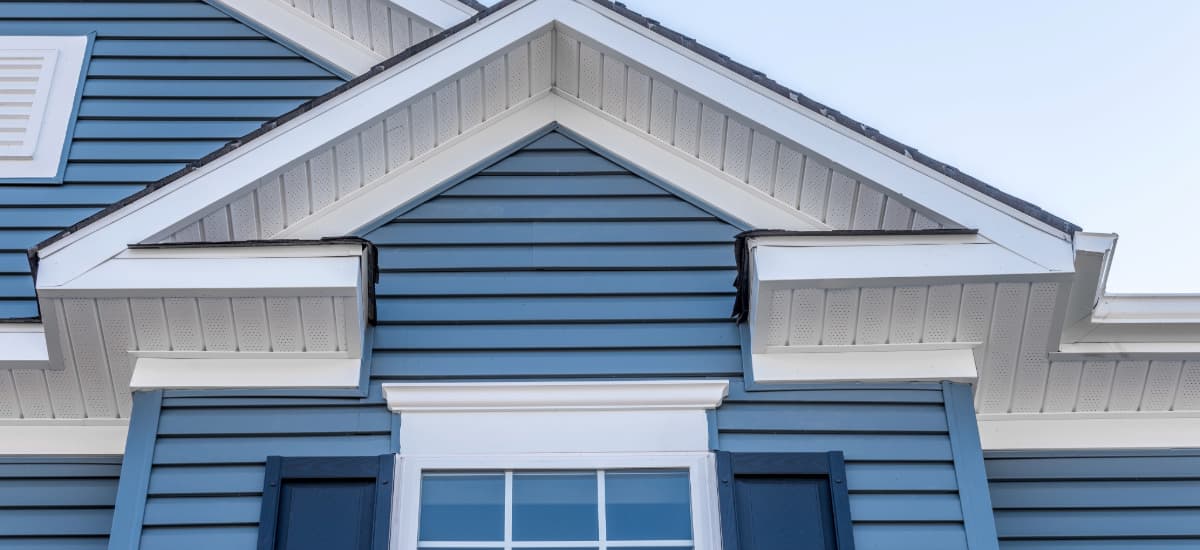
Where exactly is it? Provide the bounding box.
[0,324,49,369]
[0,419,127,455]
[0,35,88,179]
[978,412,1200,450]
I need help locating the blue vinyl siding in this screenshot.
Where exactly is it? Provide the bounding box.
[986,450,1200,549]
[0,0,343,320]
[0,457,122,549]
[117,131,986,550]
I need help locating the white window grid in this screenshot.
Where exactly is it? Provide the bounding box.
[393,453,722,550]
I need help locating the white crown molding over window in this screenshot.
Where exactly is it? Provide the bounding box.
[383,380,729,455]
[0,35,88,179]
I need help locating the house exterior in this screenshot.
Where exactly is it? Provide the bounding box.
[0,1,1196,549]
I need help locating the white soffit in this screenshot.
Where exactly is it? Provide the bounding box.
[0,35,88,178]
[978,412,1200,450]
[383,380,729,454]
[0,324,49,369]
[35,0,1075,293]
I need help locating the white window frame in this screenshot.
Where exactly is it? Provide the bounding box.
[392,452,723,550]
[0,35,88,179]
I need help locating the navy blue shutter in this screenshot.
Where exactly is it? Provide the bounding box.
[716,451,854,550]
[258,455,395,550]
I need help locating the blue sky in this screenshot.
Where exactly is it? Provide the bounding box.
[567,1,1200,292]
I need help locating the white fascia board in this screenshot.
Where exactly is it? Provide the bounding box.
[383,380,730,412]
[209,0,383,75]
[1051,342,1200,360]
[978,412,1200,450]
[1093,294,1200,324]
[0,324,49,369]
[285,93,826,237]
[753,240,1068,289]
[38,255,361,298]
[752,345,979,385]
[0,419,126,455]
[129,356,361,390]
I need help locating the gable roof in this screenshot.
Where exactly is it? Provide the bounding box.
[30,0,1077,262]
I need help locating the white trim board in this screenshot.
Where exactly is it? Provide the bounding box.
[752,345,979,385]
[129,356,362,390]
[978,412,1200,450]
[0,324,49,369]
[35,0,1074,291]
[0,419,127,455]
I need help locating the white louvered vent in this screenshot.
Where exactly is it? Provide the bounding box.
[0,36,88,178]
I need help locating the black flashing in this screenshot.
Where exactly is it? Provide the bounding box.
[731,228,979,322]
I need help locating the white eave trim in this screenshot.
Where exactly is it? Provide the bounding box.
[0,419,127,455]
[0,324,49,369]
[1051,342,1200,361]
[1092,294,1200,324]
[978,412,1200,450]
[383,380,730,412]
[752,343,979,385]
[129,356,361,390]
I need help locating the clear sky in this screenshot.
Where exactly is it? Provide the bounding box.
[544,1,1200,292]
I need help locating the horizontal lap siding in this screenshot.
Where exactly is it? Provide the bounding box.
[0,0,342,319]
[0,458,121,549]
[986,451,1200,549]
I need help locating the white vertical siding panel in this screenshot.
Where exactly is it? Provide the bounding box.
[257,178,286,237]
[309,149,337,212]
[266,297,304,352]
[881,198,915,230]
[851,185,884,230]
[577,42,602,108]
[855,287,893,345]
[44,300,84,418]
[1141,360,1183,411]
[282,163,310,226]
[409,94,436,157]
[1108,360,1150,411]
[482,57,506,120]
[11,370,52,418]
[957,283,996,344]
[163,298,203,352]
[434,81,460,145]
[764,289,791,347]
[96,299,135,417]
[197,298,236,352]
[62,299,116,418]
[389,9,412,52]
[788,288,824,346]
[922,284,962,343]
[624,67,651,131]
[911,212,942,230]
[201,207,231,241]
[1076,360,1117,412]
[411,20,434,42]
[334,134,363,199]
[798,158,830,221]
[232,298,270,352]
[0,372,19,418]
[506,43,530,106]
[1175,361,1200,410]
[978,283,1030,413]
[349,0,370,45]
[385,108,412,171]
[1043,361,1083,413]
[361,120,387,184]
[648,79,674,143]
[530,32,553,93]
[129,298,169,350]
[824,172,857,229]
[672,92,701,156]
[1009,282,1058,413]
[334,296,349,351]
[723,118,751,182]
[368,0,390,53]
[822,288,859,346]
[697,104,725,167]
[312,0,332,24]
[300,297,337,352]
[601,54,625,117]
[228,192,259,240]
[174,221,202,243]
[293,0,313,16]
[773,147,803,208]
[458,69,483,130]
[330,0,351,35]
[554,33,579,97]
[888,286,927,344]
[747,132,776,194]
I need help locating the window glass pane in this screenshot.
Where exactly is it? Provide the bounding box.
[512,472,599,541]
[419,473,505,541]
[605,471,692,540]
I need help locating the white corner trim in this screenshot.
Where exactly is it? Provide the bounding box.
[0,324,49,369]
[385,380,728,455]
[209,0,382,75]
[0,35,88,178]
[978,412,1200,450]
[0,419,127,455]
[129,356,362,390]
[383,379,730,411]
[752,345,979,384]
